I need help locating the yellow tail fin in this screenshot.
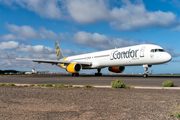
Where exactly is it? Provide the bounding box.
[55,41,64,60]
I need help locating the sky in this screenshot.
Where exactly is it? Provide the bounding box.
[0,0,180,74]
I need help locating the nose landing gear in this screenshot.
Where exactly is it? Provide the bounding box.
[143,65,149,78]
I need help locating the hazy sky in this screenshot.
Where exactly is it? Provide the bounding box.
[0,0,180,74]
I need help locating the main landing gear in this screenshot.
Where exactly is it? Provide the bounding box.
[143,65,149,78]
[95,69,102,76]
[72,73,79,76]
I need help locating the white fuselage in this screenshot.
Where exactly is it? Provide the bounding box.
[63,44,172,69]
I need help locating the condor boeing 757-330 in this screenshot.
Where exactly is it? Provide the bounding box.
[7,41,172,78]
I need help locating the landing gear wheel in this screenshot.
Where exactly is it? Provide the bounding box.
[95,73,102,76]
[95,69,102,76]
[143,74,148,78]
[72,73,79,77]
[75,73,79,76]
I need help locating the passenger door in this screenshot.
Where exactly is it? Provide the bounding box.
[140,47,145,57]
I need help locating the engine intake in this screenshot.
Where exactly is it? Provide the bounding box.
[66,63,82,73]
[108,66,125,73]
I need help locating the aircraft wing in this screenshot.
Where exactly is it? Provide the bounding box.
[7,52,92,65]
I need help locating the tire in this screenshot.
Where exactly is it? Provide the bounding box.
[143,74,148,78]
[95,73,102,76]
[75,73,79,76]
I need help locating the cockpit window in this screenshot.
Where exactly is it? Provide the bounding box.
[158,49,165,52]
[151,49,154,52]
[150,49,165,52]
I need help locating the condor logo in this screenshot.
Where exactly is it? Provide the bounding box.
[110,49,139,60]
[56,45,61,59]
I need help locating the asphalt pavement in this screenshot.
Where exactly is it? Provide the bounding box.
[0,74,180,87]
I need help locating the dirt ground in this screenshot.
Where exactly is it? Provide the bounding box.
[0,86,180,120]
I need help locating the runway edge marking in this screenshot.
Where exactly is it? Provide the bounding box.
[1,83,180,90]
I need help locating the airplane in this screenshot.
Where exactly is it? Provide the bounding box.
[7,41,172,78]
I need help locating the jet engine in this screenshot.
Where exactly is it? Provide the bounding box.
[66,63,82,73]
[108,66,125,73]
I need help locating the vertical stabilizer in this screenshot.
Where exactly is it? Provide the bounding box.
[55,41,64,60]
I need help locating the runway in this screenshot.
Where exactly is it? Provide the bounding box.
[1,74,180,87]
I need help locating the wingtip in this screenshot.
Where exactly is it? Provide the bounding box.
[6,51,10,58]
[6,51,14,59]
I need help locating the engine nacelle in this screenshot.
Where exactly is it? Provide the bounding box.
[108,66,125,73]
[66,63,82,73]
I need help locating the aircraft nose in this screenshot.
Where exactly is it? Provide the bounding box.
[164,53,172,62]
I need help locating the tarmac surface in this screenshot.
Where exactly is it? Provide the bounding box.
[1,75,180,120]
[0,74,180,87]
[0,86,180,120]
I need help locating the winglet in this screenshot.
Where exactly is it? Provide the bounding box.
[6,52,15,59]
